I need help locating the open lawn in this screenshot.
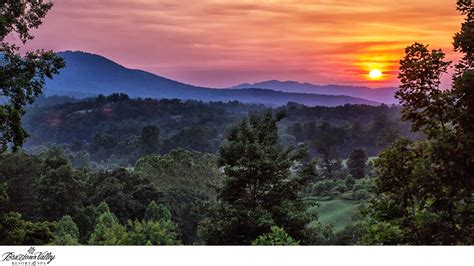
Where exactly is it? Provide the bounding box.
[307,199,360,233]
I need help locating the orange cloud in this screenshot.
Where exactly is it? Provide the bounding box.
[24,0,462,88]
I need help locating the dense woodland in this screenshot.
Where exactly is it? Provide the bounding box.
[0,0,472,246]
[22,94,414,169]
[1,96,410,245]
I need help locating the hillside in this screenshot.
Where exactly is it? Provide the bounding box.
[230,80,398,104]
[43,51,380,107]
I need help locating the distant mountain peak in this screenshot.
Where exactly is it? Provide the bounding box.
[229,80,399,104]
[45,51,382,107]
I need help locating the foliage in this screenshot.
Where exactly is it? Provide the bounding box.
[85,168,162,223]
[252,226,299,245]
[2,2,471,245]
[144,201,171,222]
[0,212,54,245]
[140,125,160,155]
[0,0,64,151]
[135,149,222,195]
[53,215,80,245]
[88,209,125,245]
[362,1,474,245]
[21,96,413,168]
[308,199,359,233]
[0,181,7,204]
[163,187,207,245]
[199,111,313,244]
[397,43,451,135]
[0,151,41,218]
[347,149,368,179]
[331,222,366,245]
[135,149,222,244]
[121,220,179,245]
[34,149,85,221]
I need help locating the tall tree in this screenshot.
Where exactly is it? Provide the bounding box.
[313,122,345,178]
[52,215,80,245]
[199,111,313,245]
[121,219,180,245]
[34,149,85,221]
[86,168,162,223]
[362,1,474,245]
[121,204,180,245]
[140,125,160,155]
[144,201,171,222]
[88,209,125,245]
[347,148,368,179]
[0,177,54,245]
[0,0,65,151]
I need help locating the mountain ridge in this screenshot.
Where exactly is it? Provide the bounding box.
[229,80,398,104]
[44,51,381,107]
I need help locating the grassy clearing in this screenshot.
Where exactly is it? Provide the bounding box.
[307,199,359,233]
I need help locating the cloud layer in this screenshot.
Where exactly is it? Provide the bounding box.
[22,0,462,88]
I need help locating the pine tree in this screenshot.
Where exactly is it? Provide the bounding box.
[199,111,313,245]
[347,149,368,179]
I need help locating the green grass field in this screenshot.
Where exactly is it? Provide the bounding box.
[307,199,360,233]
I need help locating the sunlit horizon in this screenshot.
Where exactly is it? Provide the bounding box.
[19,0,462,89]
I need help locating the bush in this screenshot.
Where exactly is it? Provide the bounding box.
[252,226,299,246]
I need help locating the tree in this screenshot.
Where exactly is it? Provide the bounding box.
[73,205,100,243]
[88,210,125,245]
[121,204,180,246]
[98,201,180,246]
[163,187,208,245]
[313,122,345,178]
[0,151,42,219]
[396,43,451,135]
[0,198,54,245]
[347,149,368,179]
[135,149,223,244]
[135,149,222,195]
[34,149,85,221]
[291,122,304,142]
[144,201,171,222]
[199,111,313,245]
[53,215,80,245]
[86,168,162,223]
[121,220,180,245]
[252,226,299,245]
[362,1,474,245]
[0,181,7,205]
[140,125,160,155]
[91,133,116,152]
[376,127,400,148]
[0,0,65,151]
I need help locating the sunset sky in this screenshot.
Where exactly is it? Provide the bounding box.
[21,0,462,88]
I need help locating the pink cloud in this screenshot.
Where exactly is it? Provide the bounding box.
[21,0,463,88]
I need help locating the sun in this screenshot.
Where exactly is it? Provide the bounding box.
[369,69,383,80]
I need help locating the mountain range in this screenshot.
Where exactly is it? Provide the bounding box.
[44,51,392,107]
[229,81,398,104]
